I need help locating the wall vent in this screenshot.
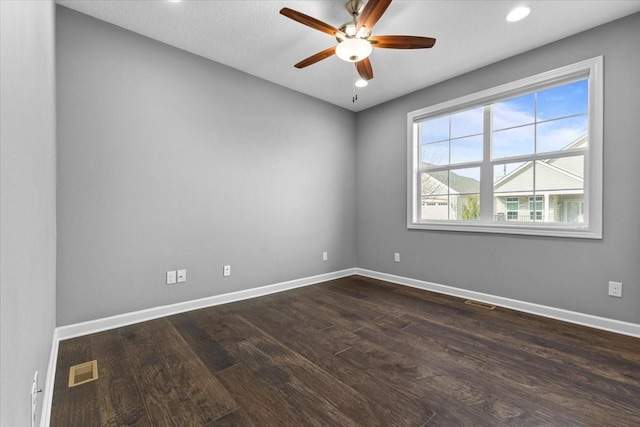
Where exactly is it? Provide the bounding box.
[464,300,496,310]
[68,360,98,387]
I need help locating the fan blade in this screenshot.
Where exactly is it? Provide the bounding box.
[369,35,436,49]
[355,58,373,80]
[356,0,392,32]
[280,8,345,38]
[294,46,336,69]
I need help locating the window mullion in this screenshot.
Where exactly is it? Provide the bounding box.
[480,105,493,222]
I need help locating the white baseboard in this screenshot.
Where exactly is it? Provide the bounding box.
[40,268,355,426]
[56,268,356,341]
[355,268,640,339]
[40,329,59,427]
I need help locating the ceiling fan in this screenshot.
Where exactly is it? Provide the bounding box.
[280,0,436,84]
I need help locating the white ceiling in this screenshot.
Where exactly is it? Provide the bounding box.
[56,0,640,112]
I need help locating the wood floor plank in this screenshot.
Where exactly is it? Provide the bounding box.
[167,312,236,373]
[120,319,237,426]
[223,314,437,425]
[261,292,335,331]
[215,363,308,426]
[221,314,404,426]
[90,329,151,426]
[351,322,586,425]
[238,303,358,357]
[402,312,640,424]
[203,408,255,426]
[226,340,359,426]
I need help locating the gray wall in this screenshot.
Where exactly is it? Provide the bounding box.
[56,6,356,325]
[356,13,640,324]
[1,1,57,425]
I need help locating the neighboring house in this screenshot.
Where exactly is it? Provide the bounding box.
[421,169,479,220]
[493,134,586,223]
[421,134,586,222]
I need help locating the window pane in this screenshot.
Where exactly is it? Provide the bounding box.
[535,156,584,192]
[492,125,535,159]
[562,198,584,223]
[493,162,533,193]
[450,167,480,194]
[456,194,480,221]
[422,171,448,196]
[420,116,449,144]
[450,107,483,139]
[492,93,535,131]
[421,141,449,166]
[537,79,588,121]
[421,196,449,220]
[451,135,483,165]
[536,115,588,153]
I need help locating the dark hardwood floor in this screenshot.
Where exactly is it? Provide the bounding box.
[50,275,640,426]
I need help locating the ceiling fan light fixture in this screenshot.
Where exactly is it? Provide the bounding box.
[355,26,369,39]
[345,23,357,37]
[335,38,372,62]
[506,6,531,22]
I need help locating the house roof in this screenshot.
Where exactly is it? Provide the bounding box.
[421,165,479,194]
[493,134,587,192]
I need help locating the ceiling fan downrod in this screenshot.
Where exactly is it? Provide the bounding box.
[346,0,365,18]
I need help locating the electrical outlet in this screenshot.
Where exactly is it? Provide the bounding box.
[223,265,231,277]
[394,252,400,263]
[322,251,328,262]
[166,270,177,285]
[608,281,622,298]
[177,269,186,283]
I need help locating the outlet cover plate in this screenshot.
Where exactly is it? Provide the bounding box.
[223,265,231,277]
[608,281,622,297]
[177,269,186,283]
[394,252,400,263]
[322,252,328,262]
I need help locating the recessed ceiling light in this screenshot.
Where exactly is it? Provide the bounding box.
[506,6,531,23]
[355,78,369,88]
[168,0,182,3]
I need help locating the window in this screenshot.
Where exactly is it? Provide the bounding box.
[529,196,543,221]
[407,57,603,238]
[506,197,519,221]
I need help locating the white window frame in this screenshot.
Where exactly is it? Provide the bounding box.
[407,56,603,239]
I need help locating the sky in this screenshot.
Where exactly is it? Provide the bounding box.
[420,78,589,180]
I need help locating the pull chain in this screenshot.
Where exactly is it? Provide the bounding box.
[352,66,358,103]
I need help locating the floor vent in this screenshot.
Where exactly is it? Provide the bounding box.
[68,360,98,387]
[464,300,496,310]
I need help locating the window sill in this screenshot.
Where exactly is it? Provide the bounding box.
[407,221,602,239]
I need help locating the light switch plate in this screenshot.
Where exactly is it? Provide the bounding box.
[166,271,177,285]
